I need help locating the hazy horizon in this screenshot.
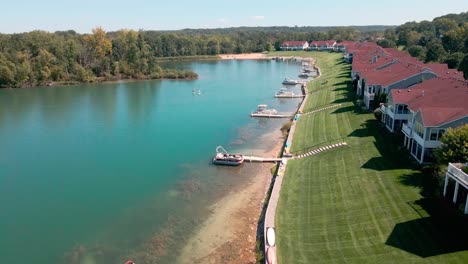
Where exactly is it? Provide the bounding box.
[1,0,467,34]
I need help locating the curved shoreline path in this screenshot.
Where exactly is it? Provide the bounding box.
[262,59,348,263]
[262,61,319,264]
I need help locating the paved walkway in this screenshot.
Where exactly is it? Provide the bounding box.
[293,142,347,159]
[263,65,321,264]
[301,104,342,115]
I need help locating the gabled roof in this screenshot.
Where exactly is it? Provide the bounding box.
[361,62,430,87]
[352,56,395,73]
[281,41,308,46]
[390,78,468,126]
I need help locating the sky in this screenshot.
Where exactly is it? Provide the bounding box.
[1,0,467,33]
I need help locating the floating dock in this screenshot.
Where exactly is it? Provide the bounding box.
[250,113,294,118]
[243,156,283,163]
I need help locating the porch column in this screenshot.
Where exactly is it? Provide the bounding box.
[443,174,449,197]
[465,193,468,214]
[453,181,460,203]
[420,147,425,163]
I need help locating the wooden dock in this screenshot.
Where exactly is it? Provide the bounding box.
[250,113,294,118]
[243,156,283,162]
[275,94,305,98]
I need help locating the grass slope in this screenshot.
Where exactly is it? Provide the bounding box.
[273,51,468,263]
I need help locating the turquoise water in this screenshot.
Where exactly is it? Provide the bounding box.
[0,59,302,263]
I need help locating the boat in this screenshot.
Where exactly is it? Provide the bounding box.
[298,72,310,78]
[282,78,299,85]
[212,146,244,166]
[266,227,276,247]
[275,88,300,98]
[197,89,201,95]
[251,104,278,115]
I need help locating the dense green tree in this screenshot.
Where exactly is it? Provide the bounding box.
[435,124,468,164]
[459,54,468,79]
[407,45,426,60]
[445,52,464,69]
[376,39,396,48]
[425,43,447,62]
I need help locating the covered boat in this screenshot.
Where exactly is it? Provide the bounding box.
[282,78,299,85]
[212,146,244,166]
[275,88,296,98]
[251,104,278,115]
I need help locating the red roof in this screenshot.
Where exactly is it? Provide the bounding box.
[361,62,429,86]
[281,41,308,46]
[390,78,468,126]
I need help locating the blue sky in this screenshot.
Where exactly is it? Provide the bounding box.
[1,0,467,33]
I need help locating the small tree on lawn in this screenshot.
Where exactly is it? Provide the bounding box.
[435,124,468,164]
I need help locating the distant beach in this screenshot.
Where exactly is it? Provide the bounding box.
[219,53,268,60]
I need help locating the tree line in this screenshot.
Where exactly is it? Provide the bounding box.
[376,12,468,78]
[0,25,383,88]
[0,28,199,88]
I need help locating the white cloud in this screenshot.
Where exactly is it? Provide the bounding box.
[251,16,265,20]
[217,18,228,23]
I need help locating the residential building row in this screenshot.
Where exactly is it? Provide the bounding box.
[280,40,345,51]
[342,41,467,164]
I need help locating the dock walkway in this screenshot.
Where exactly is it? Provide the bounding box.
[243,156,283,163]
[250,113,294,118]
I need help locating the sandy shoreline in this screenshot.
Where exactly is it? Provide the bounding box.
[219,53,268,60]
[178,131,284,264]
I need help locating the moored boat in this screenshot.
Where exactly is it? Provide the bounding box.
[212,146,244,166]
[282,78,299,85]
[275,88,300,98]
[251,104,278,115]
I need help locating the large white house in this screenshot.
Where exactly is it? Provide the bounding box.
[280,41,309,51]
[381,78,468,163]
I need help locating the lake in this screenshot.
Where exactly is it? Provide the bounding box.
[0,59,303,263]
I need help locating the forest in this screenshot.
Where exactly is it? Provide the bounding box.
[0,11,466,88]
[376,12,468,78]
[0,25,384,88]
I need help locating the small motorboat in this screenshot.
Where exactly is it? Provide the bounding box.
[298,72,310,78]
[251,104,278,115]
[282,78,299,85]
[275,88,298,98]
[212,146,244,166]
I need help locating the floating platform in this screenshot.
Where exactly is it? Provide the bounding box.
[243,156,283,162]
[250,113,294,118]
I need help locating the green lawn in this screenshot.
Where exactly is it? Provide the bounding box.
[274,51,468,263]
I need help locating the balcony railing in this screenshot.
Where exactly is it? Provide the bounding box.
[402,123,412,136]
[448,163,468,186]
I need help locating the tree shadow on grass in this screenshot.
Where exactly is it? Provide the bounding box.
[386,198,468,258]
[354,119,416,170]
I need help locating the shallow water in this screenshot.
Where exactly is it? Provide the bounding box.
[0,59,303,263]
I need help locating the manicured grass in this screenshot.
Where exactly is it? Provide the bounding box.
[275,51,468,263]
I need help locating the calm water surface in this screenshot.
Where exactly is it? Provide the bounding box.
[0,59,303,263]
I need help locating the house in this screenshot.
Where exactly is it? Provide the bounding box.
[359,62,438,109]
[280,41,309,51]
[309,40,337,51]
[382,78,468,163]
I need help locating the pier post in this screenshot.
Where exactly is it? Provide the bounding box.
[443,174,449,197]
[453,181,459,204]
[465,193,468,214]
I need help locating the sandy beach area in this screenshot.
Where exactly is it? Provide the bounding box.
[219,53,268,60]
[178,131,284,264]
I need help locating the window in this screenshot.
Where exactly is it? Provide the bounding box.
[430,129,438,141]
[414,122,424,138]
[429,128,446,141]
